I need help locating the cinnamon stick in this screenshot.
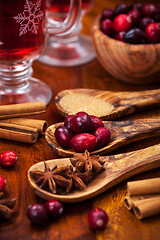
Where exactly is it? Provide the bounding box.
[0,123,38,143]
[124,194,160,210]
[127,178,160,196]
[0,102,46,119]
[0,118,47,135]
[133,196,160,220]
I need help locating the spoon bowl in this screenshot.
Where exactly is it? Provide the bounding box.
[28,143,160,203]
[55,88,160,120]
[45,118,160,157]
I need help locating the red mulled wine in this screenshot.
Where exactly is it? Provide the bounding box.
[0,0,46,62]
[46,0,94,15]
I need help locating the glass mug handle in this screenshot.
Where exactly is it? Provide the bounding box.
[47,0,81,38]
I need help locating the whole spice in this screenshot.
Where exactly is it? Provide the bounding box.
[65,165,89,193]
[70,150,105,174]
[29,162,70,194]
[0,192,16,219]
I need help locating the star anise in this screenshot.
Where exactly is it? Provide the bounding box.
[70,150,105,174]
[65,165,90,193]
[29,162,70,194]
[0,192,16,219]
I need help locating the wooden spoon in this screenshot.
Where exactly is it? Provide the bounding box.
[45,118,160,157]
[28,143,160,203]
[55,88,160,120]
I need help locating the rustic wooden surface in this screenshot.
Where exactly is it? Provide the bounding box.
[0,0,160,239]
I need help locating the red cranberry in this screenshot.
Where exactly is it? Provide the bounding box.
[142,4,157,18]
[0,176,6,191]
[88,208,109,230]
[44,200,64,217]
[54,126,74,148]
[101,8,114,21]
[128,10,141,26]
[71,133,97,153]
[145,22,160,43]
[123,28,146,44]
[27,203,49,225]
[114,31,125,42]
[70,112,93,133]
[94,127,110,149]
[132,3,143,12]
[90,115,104,131]
[113,4,129,16]
[100,19,113,36]
[64,115,74,129]
[139,17,154,30]
[0,151,18,166]
[113,14,131,33]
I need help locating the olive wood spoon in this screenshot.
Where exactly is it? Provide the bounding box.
[45,118,160,157]
[28,143,160,203]
[55,88,160,120]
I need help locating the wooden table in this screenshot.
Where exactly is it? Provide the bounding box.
[0,0,160,239]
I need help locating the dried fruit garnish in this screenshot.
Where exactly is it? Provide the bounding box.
[29,162,70,194]
[70,150,105,174]
[0,192,16,219]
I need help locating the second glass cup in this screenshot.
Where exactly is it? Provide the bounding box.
[38,0,96,67]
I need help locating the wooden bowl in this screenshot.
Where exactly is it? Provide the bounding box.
[91,16,160,85]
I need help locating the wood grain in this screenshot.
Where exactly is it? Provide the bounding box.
[55,88,160,119]
[0,0,160,240]
[45,118,160,157]
[92,16,160,85]
[28,143,160,203]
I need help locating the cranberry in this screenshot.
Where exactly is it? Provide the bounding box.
[70,112,93,133]
[101,8,114,21]
[142,4,157,18]
[44,200,64,217]
[128,10,141,26]
[90,115,104,130]
[132,3,143,12]
[0,151,18,166]
[64,115,74,129]
[100,19,113,36]
[94,127,110,149]
[27,203,49,225]
[114,31,125,42]
[113,14,131,33]
[0,176,6,191]
[88,208,109,230]
[145,22,160,43]
[71,133,97,153]
[123,28,146,44]
[113,4,129,16]
[54,126,74,148]
[139,17,154,30]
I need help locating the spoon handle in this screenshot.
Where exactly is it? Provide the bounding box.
[106,89,160,120]
[93,118,160,155]
[103,143,160,193]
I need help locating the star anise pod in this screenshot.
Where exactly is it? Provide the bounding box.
[29,161,70,194]
[0,192,16,219]
[70,150,105,174]
[65,165,90,193]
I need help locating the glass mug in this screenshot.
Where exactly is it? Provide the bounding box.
[38,0,95,67]
[0,0,81,105]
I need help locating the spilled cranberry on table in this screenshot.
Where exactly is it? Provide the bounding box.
[100,3,160,44]
[27,200,64,225]
[0,176,6,191]
[0,151,18,166]
[88,208,109,230]
[54,112,110,153]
